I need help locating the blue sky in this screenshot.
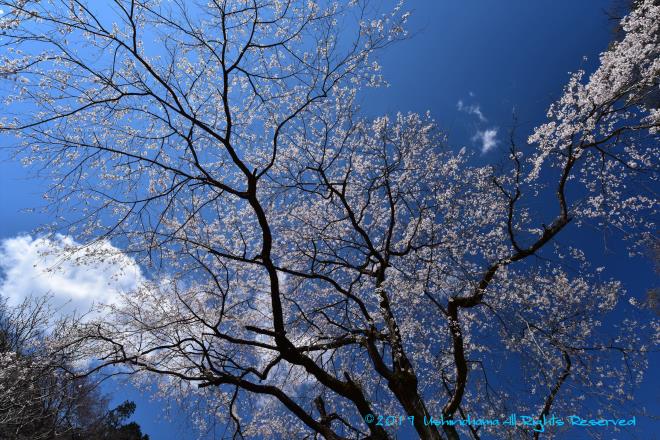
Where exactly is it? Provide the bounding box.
[1,1,657,439]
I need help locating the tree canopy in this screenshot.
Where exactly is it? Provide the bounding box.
[0,0,657,439]
[0,296,149,440]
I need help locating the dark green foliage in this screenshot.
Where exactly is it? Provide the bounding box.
[70,400,150,440]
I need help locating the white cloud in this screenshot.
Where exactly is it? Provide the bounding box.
[457,99,487,122]
[0,235,144,317]
[457,95,499,153]
[472,128,499,153]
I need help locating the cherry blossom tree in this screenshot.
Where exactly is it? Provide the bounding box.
[0,0,658,439]
[0,296,149,440]
[0,296,61,439]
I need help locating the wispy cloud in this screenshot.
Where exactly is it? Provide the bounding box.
[0,235,144,317]
[472,128,499,153]
[457,94,499,153]
[457,99,487,122]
